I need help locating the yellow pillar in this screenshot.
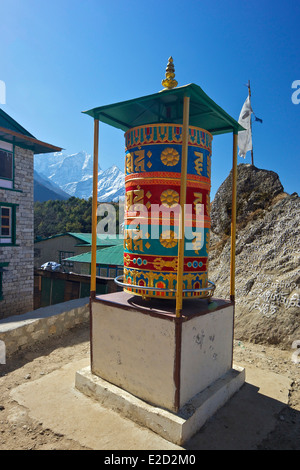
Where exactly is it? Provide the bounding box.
[90,119,99,297]
[230,131,238,301]
[175,95,190,317]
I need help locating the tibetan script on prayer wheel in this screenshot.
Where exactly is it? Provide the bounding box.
[123,123,213,299]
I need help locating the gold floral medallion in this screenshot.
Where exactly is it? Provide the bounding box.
[160,230,178,248]
[160,189,180,208]
[160,148,180,166]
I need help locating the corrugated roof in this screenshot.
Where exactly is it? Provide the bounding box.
[64,243,124,266]
[35,232,124,246]
[68,233,124,246]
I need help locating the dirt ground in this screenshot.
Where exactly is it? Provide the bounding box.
[0,322,299,450]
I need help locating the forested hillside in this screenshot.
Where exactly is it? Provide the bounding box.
[34,197,93,239]
[34,198,121,239]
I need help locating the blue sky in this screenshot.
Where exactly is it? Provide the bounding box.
[1,0,299,199]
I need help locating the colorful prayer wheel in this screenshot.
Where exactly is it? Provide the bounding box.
[123,123,213,299]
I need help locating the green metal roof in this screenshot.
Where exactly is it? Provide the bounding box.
[68,232,124,246]
[35,232,124,246]
[83,83,244,135]
[0,108,62,154]
[65,243,124,266]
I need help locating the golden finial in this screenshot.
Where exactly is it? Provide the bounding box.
[161,56,178,90]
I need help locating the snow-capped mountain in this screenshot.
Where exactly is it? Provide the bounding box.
[34,151,125,201]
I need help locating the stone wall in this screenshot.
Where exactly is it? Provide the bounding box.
[0,297,89,357]
[0,145,34,319]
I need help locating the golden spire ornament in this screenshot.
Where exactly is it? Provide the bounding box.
[161,56,178,90]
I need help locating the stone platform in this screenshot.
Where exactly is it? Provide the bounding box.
[76,292,245,444]
[76,362,244,445]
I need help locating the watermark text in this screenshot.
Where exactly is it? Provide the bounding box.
[291,80,300,104]
[96,201,207,252]
[0,80,6,104]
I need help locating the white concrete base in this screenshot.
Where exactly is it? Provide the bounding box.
[75,363,245,445]
[90,293,237,412]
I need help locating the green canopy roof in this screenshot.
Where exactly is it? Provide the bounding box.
[83,83,244,135]
[65,244,124,266]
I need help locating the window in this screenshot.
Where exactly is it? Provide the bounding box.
[0,142,14,188]
[117,267,123,276]
[1,206,11,236]
[0,204,16,245]
[99,267,108,277]
[59,251,75,268]
[0,150,12,179]
[109,267,117,278]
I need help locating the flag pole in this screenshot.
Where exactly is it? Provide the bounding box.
[230,131,238,301]
[90,119,99,298]
[247,80,254,166]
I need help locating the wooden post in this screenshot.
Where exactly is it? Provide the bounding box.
[90,119,99,298]
[230,131,238,301]
[175,95,190,317]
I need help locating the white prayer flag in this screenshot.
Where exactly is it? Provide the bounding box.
[238,96,253,158]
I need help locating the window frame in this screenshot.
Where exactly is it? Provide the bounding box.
[59,250,75,269]
[0,141,14,189]
[0,202,17,246]
[1,206,11,237]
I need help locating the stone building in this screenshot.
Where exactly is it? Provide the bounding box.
[63,243,124,277]
[0,108,61,319]
[34,232,123,271]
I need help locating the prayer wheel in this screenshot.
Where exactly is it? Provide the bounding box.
[123,123,213,298]
[85,56,243,306]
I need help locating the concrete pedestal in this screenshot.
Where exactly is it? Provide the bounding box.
[75,292,245,445]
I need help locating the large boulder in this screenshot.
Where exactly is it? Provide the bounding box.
[208,164,299,349]
[210,164,284,235]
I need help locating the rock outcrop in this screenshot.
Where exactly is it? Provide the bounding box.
[209,164,299,349]
[210,164,284,236]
